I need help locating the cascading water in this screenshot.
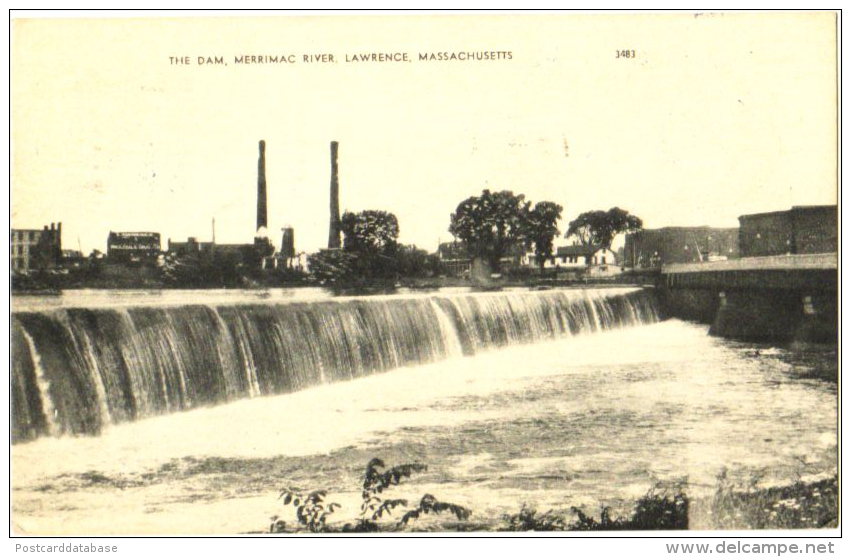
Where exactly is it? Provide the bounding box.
[11,287,660,443]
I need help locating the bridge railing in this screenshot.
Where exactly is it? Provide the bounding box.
[662,253,837,275]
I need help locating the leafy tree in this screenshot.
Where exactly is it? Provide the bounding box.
[395,245,444,278]
[340,210,400,280]
[448,189,531,272]
[307,249,359,284]
[341,210,400,254]
[527,201,563,271]
[161,250,242,287]
[566,207,643,248]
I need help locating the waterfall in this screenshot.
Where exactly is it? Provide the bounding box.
[19,327,60,437]
[11,287,660,443]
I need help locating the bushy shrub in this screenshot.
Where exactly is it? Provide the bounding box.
[272,458,472,533]
[570,487,689,531]
[276,488,341,533]
[501,482,689,531]
[501,505,567,531]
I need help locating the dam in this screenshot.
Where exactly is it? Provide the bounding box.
[12,287,659,443]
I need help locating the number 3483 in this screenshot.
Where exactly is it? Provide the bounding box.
[616,50,636,59]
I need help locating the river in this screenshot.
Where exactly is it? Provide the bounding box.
[10,288,837,534]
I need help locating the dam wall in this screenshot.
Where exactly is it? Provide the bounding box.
[11,288,660,443]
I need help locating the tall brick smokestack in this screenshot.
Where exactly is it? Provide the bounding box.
[256,140,268,232]
[328,141,341,249]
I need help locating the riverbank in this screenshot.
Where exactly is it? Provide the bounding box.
[261,473,838,532]
[11,267,658,293]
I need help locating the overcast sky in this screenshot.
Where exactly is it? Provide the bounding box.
[11,13,837,254]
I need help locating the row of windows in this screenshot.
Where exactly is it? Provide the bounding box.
[10,231,38,242]
[557,256,607,264]
[540,254,609,265]
[10,245,30,256]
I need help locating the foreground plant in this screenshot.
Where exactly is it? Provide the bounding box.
[571,485,689,531]
[501,479,689,532]
[272,458,472,533]
[274,488,341,533]
[501,505,568,531]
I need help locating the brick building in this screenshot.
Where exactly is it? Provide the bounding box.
[10,222,62,271]
[623,227,739,269]
[738,205,837,257]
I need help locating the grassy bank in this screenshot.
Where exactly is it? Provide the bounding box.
[689,474,838,530]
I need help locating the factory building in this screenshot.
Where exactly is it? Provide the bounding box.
[10,222,62,272]
[166,140,296,270]
[738,205,837,257]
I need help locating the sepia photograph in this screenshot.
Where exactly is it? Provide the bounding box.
[8,10,839,537]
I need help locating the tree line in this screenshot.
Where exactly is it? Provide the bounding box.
[14,190,641,291]
[448,189,642,271]
[307,190,642,283]
[307,210,442,285]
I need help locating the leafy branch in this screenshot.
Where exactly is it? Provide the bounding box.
[272,458,471,533]
[399,494,473,525]
[277,487,341,533]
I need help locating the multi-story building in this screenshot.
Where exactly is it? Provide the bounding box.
[106,231,161,263]
[738,205,837,257]
[10,222,62,272]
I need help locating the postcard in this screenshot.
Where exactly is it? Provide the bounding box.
[9,11,838,536]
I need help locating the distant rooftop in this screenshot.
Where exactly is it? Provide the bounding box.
[740,205,837,219]
[557,245,603,257]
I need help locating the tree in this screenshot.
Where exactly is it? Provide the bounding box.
[339,210,400,280]
[448,189,531,272]
[161,250,242,288]
[565,207,643,248]
[307,249,359,284]
[341,210,400,254]
[395,245,444,277]
[527,201,563,271]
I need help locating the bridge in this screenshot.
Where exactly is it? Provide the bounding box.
[657,253,838,343]
[661,253,837,290]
